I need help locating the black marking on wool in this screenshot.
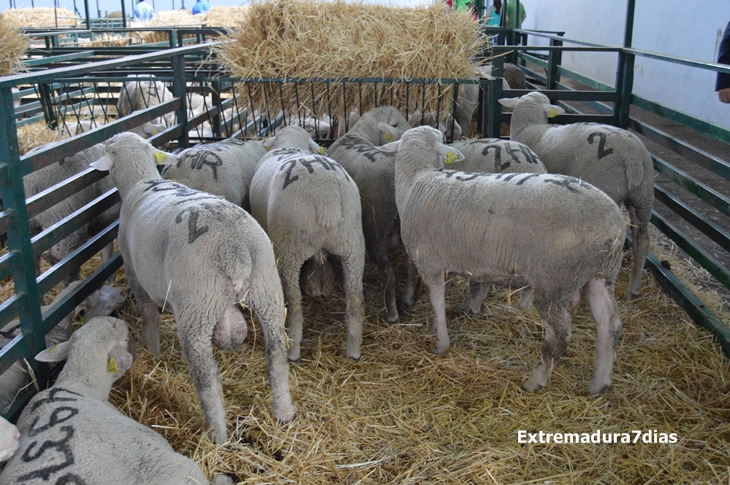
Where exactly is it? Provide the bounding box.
[587,132,614,159]
[506,143,541,165]
[30,388,82,413]
[28,407,79,437]
[440,170,491,182]
[514,173,541,185]
[142,180,222,205]
[18,425,75,481]
[544,177,583,193]
[54,474,88,485]
[175,207,209,244]
[279,156,350,190]
[176,150,224,180]
[337,138,394,163]
[481,144,509,171]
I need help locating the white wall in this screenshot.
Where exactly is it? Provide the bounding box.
[518,0,730,130]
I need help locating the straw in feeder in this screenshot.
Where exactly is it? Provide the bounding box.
[0,14,28,76]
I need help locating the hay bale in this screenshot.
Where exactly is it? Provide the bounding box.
[202,6,248,27]
[215,0,488,118]
[16,121,66,156]
[0,14,28,76]
[3,7,80,28]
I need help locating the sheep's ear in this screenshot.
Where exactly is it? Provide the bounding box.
[35,342,71,363]
[108,344,133,376]
[154,149,177,166]
[143,122,163,136]
[435,143,464,165]
[498,97,519,109]
[308,139,323,155]
[263,136,276,149]
[90,155,113,171]
[377,121,399,143]
[544,103,566,118]
[377,140,400,153]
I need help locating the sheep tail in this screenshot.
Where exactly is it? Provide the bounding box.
[624,152,648,192]
[315,189,343,230]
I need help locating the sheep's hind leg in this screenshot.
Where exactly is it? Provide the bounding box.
[585,278,621,394]
[523,300,572,392]
[339,250,365,360]
[400,258,419,312]
[627,204,650,299]
[279,256,306,362]
[126,263,161,357]
[423,271,449,356]
[177,315,228,443]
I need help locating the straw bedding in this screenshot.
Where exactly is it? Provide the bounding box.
[0,14,28,76]
[81,227,730,484]
[215,0,488,121]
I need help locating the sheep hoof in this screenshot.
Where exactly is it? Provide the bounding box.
[385,312,399,324]
[287,349,301,363]
[625,289,640,300]
[587,380,611,395]
[213,475,236,485]
[273,403,295,423]
[431,345,448,357]
[522,381,544,393]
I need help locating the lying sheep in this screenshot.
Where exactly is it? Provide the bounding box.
[161,138,267,212]
[91,132,294,443]
[250,126,366,361]
[0,317,233,485]
[0,417,19,463]
[500,92,654,299]
[384,126,625,394]
[0,281,125,414]
[327,106,412,324]
[24,142,119,271]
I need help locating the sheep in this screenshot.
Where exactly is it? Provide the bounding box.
[447,138,547,174]
[24,142,120,272]
[116,75,175,127]
[383,125,625,394]
[0,317,234,485]
[500,91,654,299]
[0,281,125,415]
[250,126,366,361]
[161,138,267,212]
[90,132,294,443]
[326,106,412,324]
[0,417,19,463]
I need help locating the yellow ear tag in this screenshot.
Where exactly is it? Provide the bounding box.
[47,344,58,354]
[548,108,560,118]
[152,129,159,135]
[107,357,119,373]
[154,152,167,164]
[445,152,458,165]
[385,132,393,142]
[317,146,326,155]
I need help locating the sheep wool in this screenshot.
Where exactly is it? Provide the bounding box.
[91,132,294,443]
[390,126,625,395]
[250,126,366,361]
[0,317,232,485]
[502,91,654,299]
[161,138,268,211]
[327,107,412,324]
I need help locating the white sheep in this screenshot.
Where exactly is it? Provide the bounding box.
[408,111,463,141]
[327,106,412,324]
[0,281,125,415]
[24,142,119,271]
[0,417,19,463]
[500,91,654,299]
[116,75,175,127]
[0,317,233,485]
[161,138,267,212]
[383,126,626,394]
[90,132,294,443]
[250,126,366,361]
[59,118,167,139]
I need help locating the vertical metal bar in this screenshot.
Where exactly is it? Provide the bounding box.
[486,77,502,138]
[211,80,221,138]
[614,0,636,128]
[623,0,635,48]
[169,29,175,49]
[121,0,127,28]
[0,87,45,381]
[172,54,189,148]
[83,0,90,28]
[38,84,57,129]
[547,36,563,90]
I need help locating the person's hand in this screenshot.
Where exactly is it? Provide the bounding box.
[719,87,730,103]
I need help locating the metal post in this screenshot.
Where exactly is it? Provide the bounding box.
[212,80,221,139]
[84,0,90,28]
[0,87,45,392]
[172,53,189,149]
[121,0,127,27]
[96,0,100,19]
[38,84,57,129]
[547,37,563,90]
[486,77,502,138]
[614,0,636,128]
